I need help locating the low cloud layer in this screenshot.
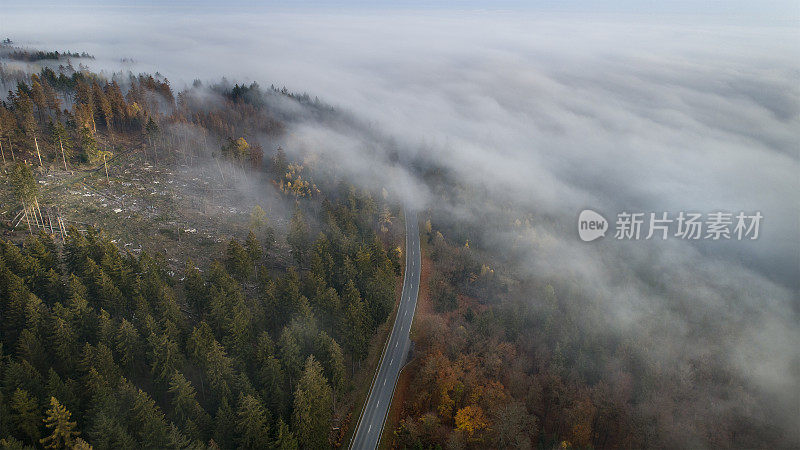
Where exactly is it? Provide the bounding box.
[3,4,798,444]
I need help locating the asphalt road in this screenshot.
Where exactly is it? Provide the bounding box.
[350,209,421,450]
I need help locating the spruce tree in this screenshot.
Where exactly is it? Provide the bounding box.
[235,394,271,449]
[10,388,40,444]
[293,356,333,449]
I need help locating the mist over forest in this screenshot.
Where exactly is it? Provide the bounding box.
[0,3,798,449]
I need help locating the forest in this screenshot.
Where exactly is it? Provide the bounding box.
[0,37,794,450]
[387,167,787,449]
[0,44,402,449]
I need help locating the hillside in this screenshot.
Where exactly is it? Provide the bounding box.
[0,45,404,449]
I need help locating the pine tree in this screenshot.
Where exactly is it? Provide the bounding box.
[183,259,206,313]
[213,396,236,448]
[168,371,209,432]
[14,92,43,167]
[235,394,271,449]
[245,230,262,262]
[79,126,98,163]
[257,355,286,419]
[292,355,333,449]
[10,388,41,444]
[50,317,78,370]
[92,83,113,130]
[279,326,303,386]
[44,369,78,419]
[50,121,72,170]
[86,413,136,450]
[314,287,341,331]
[130,388,169,448]
[313,331,345,392]
[40,397,79,449]
[205,340,234,401]
[288,208,310,264]
[225,239,252,281]
[147,332,182,382]
[9,162,37,209]
[249,205,268,231]
[275,268,301,326]
[114,319,140,371]
[342,297,368,362]
[273,418,298,450]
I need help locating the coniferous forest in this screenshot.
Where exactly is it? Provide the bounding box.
[0,44,401,449]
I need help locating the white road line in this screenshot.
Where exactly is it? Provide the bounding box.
[351,213,420,449]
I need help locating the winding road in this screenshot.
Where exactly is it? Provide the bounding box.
[350,209,421,449]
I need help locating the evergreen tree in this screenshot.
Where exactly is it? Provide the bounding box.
[183,259,207,313]
[249,205,268,232]
[257,355,286,420]
[292,356,333,449]
[226,239,252,281]
[44,369,78,419]
[167,370,210,439]
[114,319,140,371]
[130,388,170,448]
[245,230,262,263]
[10,388,40,444]
[50,121,72,169]
[273,418,298,450]
[9,162,37,208]
[79,126,98,163]
[50,317,78,370]
[235,394,271,449]
[288,208,311,264]
[313,331,346,393]
[279,326,303,386]
[147,332,182,382]
[213,397,236,449]
[40,397,79,449]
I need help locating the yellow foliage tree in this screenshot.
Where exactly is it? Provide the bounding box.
[40,397,81,449]
[454,405,490,437]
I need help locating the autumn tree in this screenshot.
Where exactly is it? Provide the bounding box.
[40,397,80,449]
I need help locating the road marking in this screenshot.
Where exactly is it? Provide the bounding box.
[351,215,420,448]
